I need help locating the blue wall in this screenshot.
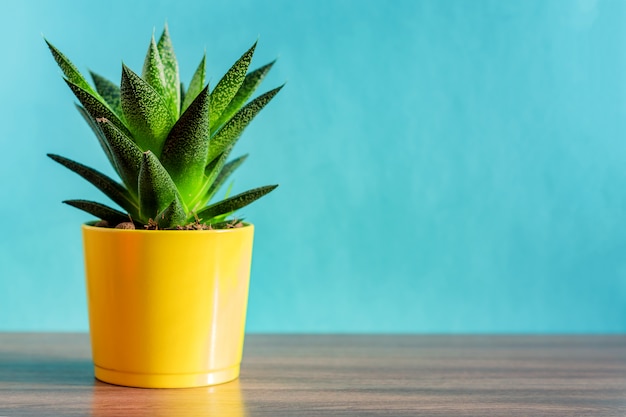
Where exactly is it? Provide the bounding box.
[1,0,625,332]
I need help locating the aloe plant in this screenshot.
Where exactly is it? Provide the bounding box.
[46,25,281,229]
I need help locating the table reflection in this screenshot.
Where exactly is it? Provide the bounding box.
[91,379,246,416]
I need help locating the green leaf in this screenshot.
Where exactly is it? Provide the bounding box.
[45,40,99,98]
[206,154,248,202]
[138,151,183,221]
[189,148,232,212]
[160,85,210,204]
[120,64,175,156]
[213,60,275,131]
[65,79,131,138]
[209,42,256,130]
[75,104,119,176]
[204,147,232,179]
[90,71,122,117]
[181,54,205,113]
[209,218,246,229]
[48,154,138,218]
[141,36,167,99]
[157,24,181,119]
[156,196,187,228]
[96,118,144,197]
[196,185,278,222]
[63,199,130,225]
[207,85,283,163]
[180,82,186,109]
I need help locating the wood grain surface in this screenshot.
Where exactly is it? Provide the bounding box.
[0,334,624,416]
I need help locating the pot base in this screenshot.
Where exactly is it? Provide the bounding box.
[94,364,241,388]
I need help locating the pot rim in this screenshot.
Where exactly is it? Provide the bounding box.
[82,221,253,234]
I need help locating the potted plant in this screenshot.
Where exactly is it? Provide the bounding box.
[46,25,281,388]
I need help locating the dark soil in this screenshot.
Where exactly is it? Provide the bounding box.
[92,218,243,231]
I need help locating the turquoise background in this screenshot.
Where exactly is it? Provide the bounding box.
[1,0,625,332]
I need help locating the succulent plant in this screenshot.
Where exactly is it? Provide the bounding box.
[46,25,281,229]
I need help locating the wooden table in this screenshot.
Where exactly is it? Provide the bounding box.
[0,334,624,416]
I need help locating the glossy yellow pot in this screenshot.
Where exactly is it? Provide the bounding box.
[82,223,254,388]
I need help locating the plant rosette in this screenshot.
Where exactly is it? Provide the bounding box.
[47,25,281,388]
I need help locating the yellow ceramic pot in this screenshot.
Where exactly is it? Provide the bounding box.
[82,223,254,388]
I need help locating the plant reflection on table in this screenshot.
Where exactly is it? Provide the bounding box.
[90,378,246,416]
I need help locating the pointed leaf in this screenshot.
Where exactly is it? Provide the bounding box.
[204,147,232,179]
[180,82,186,110]
[138,151,183,221]
[196,185,278,222]
[63,199,129,225]
[90,71,122,117]
[121,64,175,156]
[48,154,138,217]
[157,25,181,118]
[209,218,246,229]
[214,60,275,130]
[207,85,283,163]
[209,42,256,129]
[66,79,131,138]
[208,183,236,226]
[206,154,248,201]
[142,36,167,98]
[190,148,232,212]
[156,196,187,228]
[160,85,210,204]
[182,54,205,113]
[75,104,119,176]
[96,118,144,197]
[45,40,99,97]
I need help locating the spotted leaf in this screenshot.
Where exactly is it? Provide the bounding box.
[138,151,182,220]
[196,185,277,222]
[209,42,256,130]
[160,85,210,205]
[207,85,282,163]
[121,64,175,156]
[157,25,181,119]
[213,60,275,131]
